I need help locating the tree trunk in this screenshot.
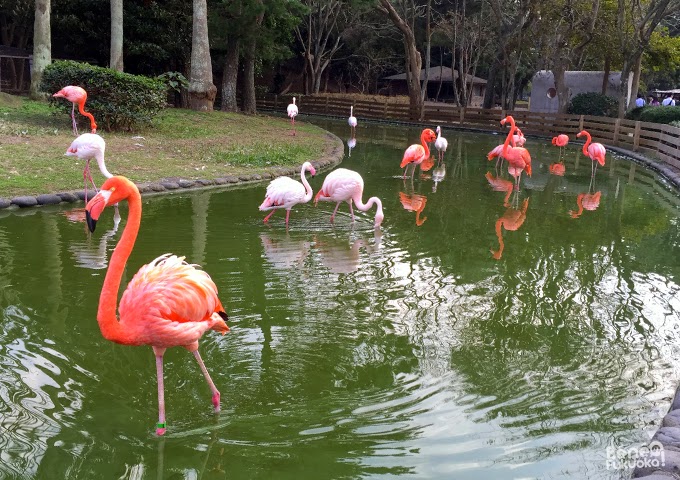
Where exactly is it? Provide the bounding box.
[242,1,264,114]
[553,63,569,114]
[483,48,502,108]
[419,0,431,119]
[601,57,611,94]
[188,0,216,111]
[110,0,124,71]
[221,36,239,112]
[30,0,51,99]
[629,54,643,109]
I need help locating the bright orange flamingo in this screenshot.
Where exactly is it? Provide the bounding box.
[400,128,437,179]
[53,86,97,135]
[576,130,606,177]
[85,176,229,436]
[552,134,569,157]
[569,191,601,218]
[314,168,384,228]
[491,197,530,260]
[485,172,515,207]
[488,127,522,168]
[287,97,298,135]
[399,191,428,226]
[500,116,532,190]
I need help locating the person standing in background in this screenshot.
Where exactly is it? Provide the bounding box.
[662,93,676,106]
[635,94,646,107]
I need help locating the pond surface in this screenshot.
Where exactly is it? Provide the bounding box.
[2,118,680,479]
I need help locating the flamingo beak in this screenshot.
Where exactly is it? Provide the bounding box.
[85,189,112,232]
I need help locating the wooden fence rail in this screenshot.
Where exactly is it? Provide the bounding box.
[256,94,680,174]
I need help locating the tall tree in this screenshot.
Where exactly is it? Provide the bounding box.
[377,0,423,118]
[30,0,50,99]
[615,0,680,115]
[110,0,123,71]
[242,0,264,113]
[188,0,216,111]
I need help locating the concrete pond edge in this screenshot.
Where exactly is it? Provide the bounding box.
[0,131,345,212]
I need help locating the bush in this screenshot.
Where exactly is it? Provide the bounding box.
[637,106,680,125]
[567,92,618,117]
[625,106,647,120]
[40,60,167,132]
[671,120,680,128]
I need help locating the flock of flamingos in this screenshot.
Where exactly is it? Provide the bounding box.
[50,87,608,436]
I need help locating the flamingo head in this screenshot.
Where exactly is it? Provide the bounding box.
[375,211,384,228]
[576,130,586,138]
[422,128,437,143]
[552,137,558,145]
[436,126,441,134]
[85,176,137,232]
[304,162,316,177]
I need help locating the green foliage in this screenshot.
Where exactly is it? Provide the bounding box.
[567,92,618,117]
[157,71,189,94]
[40,60,167,132]
[671,120,680,128]
[625,106,646,120]
[638,106,680,125]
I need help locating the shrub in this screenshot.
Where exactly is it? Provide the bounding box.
[625,106,647,120]
[567,92,618,117]
[671,120,680,128]
[40,60,167,132]
[638,106,680,125]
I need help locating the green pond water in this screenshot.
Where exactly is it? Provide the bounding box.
[1,118,680,479]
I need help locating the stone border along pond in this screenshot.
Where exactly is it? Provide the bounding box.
[3,117,680,478]
[0,131,344,210]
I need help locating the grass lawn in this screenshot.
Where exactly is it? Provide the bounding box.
[0,94,329,198]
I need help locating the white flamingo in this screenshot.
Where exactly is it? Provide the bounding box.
[259,161,316,226]
[65,133,113,202]
[314,168,384,228]
[287,97,298,136]
[348,106,357,134]
[435,126,448,162]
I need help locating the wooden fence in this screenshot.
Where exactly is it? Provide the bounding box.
[257,94,680,174]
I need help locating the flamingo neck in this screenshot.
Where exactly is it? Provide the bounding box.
[420,133,431,157]
[98,190,141,344]
[355,195,383,217]
[95,151,113,178]
[300,166,313,202]
[502,125,517,157]
[581,132,592,155]
[350,106,353,115]
[78,101,97,133]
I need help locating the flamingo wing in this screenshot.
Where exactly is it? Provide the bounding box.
[318,169,362,202]
[287,105,298,117]
[118,254,228,348]
[588,143,606,166]
[66,133,105,159]
[260,177,305,210]
[487,144,504,160]
[401,144,426,167]
[435,137,448,152]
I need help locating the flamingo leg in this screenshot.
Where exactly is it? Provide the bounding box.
[330,202,341,223]
[71,103,78,136]
[291,118,296,136]
[192,350,220,412]
[348,200,355,222]
[83,161,91,203]
[263,210,277,223]
[285,209,291,225]
[153,347,167,436]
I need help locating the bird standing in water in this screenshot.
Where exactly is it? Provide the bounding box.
[85,176,230,436]
[314,168,384,228]
[348,106,357,135]
[434,126,448,162]
[400,128,437,179]
[53,86,97,135]
[259,162,316,226]
[576,130,606,177]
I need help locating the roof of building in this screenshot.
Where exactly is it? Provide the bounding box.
[384,66,486,84]
[0,45,32,58]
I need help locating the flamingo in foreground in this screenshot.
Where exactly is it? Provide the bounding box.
[287,97,298,135]
[487,128,522,167]
[53,86,97,135]
[500,116,532,190]
[348,106,357,134]
[259,161,316,226]
[434,126,448,161]
[85,176,229,436]
[401,128,437,179]
[65,133,113,202]
[577,130,606,177]
[314,168,384,228]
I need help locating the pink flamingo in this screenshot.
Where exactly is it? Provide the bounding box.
[513,128,526,147]
[576,130,606,177]
[500,116,532,190]
[487,127,522,167]
[65,133,113,202]
[348,106,357,135]
[84,176,229,436]
[314,168,384,228]
[552,133,569,158]
[53,86,97,135]
[259,161,316,226]
[287,97,298,135]
[400,128,437,179]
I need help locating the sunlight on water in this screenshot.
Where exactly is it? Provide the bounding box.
[0,118,679,478]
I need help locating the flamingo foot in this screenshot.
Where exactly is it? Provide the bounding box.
[156,424,167,436]
[212,392,221,412]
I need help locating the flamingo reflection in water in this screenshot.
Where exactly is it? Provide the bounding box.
[65,208,121,269]
[260,232,312,270]
[549,162,566,176]
[485,172,514,207]
[347,136,356,157]
[399,191,429,226]
[491,195,530,260]
[432,159,446,192]
[314,230,382,274]
[570,179,601,219]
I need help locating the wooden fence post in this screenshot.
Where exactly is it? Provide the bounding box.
[579,115,584,131]
[613,118,620,146]
[633,121,641,151]
[326,95,329,110]
[459,107,465,125]
[384,97,388,117]
[274,94,278,109]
